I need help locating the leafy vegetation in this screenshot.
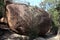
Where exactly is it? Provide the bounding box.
[40,0,60,27]
[0,0,4,18]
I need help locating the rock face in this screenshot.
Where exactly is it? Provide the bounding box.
[0,3,51,38]
[0,28,58,40]
[0,28,29,40]
[0,28,59,40]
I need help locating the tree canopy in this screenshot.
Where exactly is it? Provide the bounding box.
[39,0,60,27]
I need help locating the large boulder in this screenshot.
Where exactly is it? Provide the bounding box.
[0,3,52,38]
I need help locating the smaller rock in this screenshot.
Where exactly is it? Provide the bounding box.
[33,37,46,40]
[46,35,59,40]
[3,34,29,40]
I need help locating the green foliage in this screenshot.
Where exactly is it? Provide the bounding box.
[48,8,59,26]
[48,0,60,27]
[0,0,4,18]
[40,0,60,27]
